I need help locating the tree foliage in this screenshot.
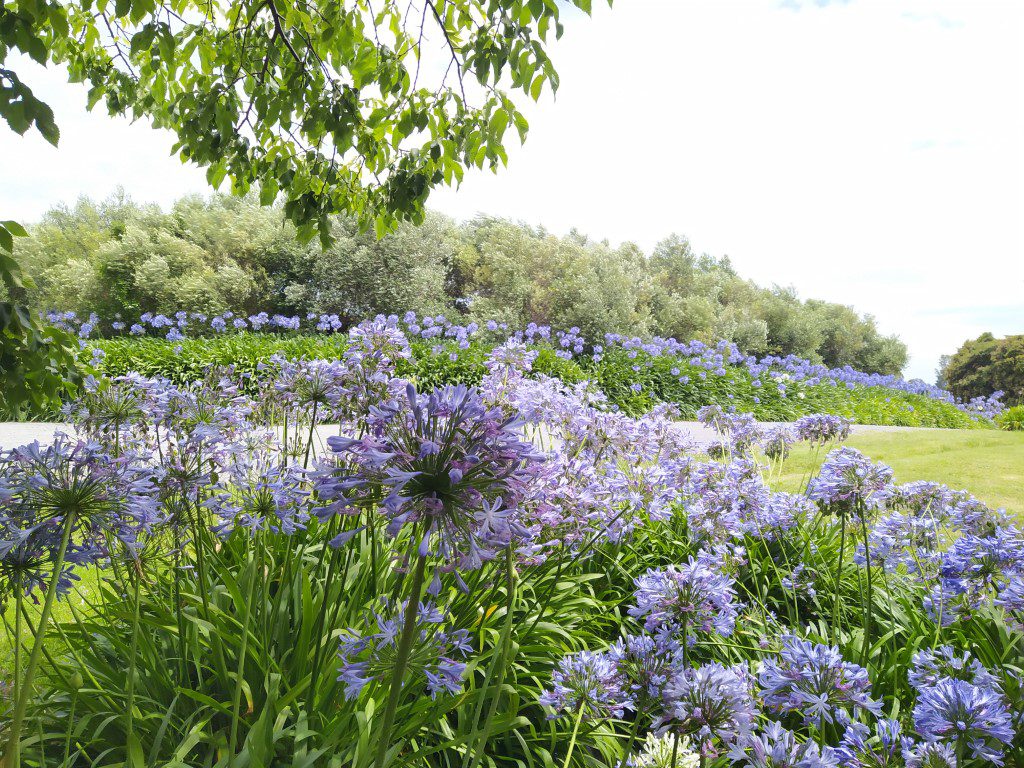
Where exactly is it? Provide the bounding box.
[17,193,910,375]
[3,0,601,240]
[2,0,601,416]
[945,333,1024,406]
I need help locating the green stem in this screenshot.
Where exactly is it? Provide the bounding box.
[561,706,586,768]
[465,548,518,768]
[303,402,319,469]
[615,716,643,768]
[372,551,429,768]
[125,567,144,763]
[229,541,260,761]
[858,504,874,665]
[831,509,847,645]
[4,514,74,768]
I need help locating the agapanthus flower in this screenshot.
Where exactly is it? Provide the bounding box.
[761,426,796,461]
[661,662,757,756]
[684,459,771,541]
[939,527,1023,589]
[336,598,470,700]
[912,678,1013,765]
[908,646,1002,695]
[994,575,1024,631]
[903,743,957,768]
[608,633,682,708]
[807,448,893,511]
[829,719,914,768]
[758,636,881,726]
[318,383,544,570]
[0,436,160,596]
[856,512,943,576]
[629,554,739,641]
[739,721,837,768]
[538,649,628,719]
[793,415,852,446]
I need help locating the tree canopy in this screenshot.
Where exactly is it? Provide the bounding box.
[14,192,910,376]
[944,333,1024,406]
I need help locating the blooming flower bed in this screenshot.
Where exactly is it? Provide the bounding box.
[2,318,1021,767]
[76,311,1004,428]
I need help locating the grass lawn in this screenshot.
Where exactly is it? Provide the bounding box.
[778,428,1024,519]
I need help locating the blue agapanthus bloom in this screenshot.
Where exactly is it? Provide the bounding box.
[912,678,1013,765]
[793,414,852,446]
[538,649,628,720]
[661,662,757,756]
[607,633,682,709]
[336,598,470,701]
[629,553,739,641]
[807,448,893,511]
[903,743,957,768]
[908,646,1002,694]
[828,719,914,768]
[758,636,881,726]
[995,575,1024,631]
[739,721,837,768]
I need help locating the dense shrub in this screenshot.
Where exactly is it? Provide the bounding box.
[945,333,1024,406]
[997,405,1024,432]
[19,193,908,374]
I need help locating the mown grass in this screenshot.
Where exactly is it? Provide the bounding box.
[779,427,1024,518]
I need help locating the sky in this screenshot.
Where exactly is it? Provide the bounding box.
[2,0,1022,382]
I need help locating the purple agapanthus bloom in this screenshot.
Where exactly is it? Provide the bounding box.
[629,554,739,641]
[539,649,628,720]
[828,719,914,768]
[994,575,1024,631]
[908,646,1002,695]
[739,721,837,768]
[336,598,470,701]
[793,415,852,446]
[758,636,881,726]
[318,383,544,570]
[912,678,1013,765]
[661,662,757,757]
[760,426,797,461]
[903,743,957,768]
[807,448,894,511]
[608,633,682,709]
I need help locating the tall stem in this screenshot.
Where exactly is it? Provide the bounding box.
[831,509,847,645]
[4,514,74,768]
[561,705,585,768]
[229,539,260,761]
[615,716,643,768]
[466,548,518,768]
[858,503,874,665]
[372,550,429,768]
[125,565,144,760]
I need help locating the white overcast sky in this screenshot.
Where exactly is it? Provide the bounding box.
[1,0,1021,382]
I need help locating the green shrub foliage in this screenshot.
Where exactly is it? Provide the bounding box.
[945,333,1024,406]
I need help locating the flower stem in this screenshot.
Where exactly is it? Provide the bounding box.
[615,716,643,768]
[4,514,74,768]
[372,550,429,768]
[561,705,586,768]
[125,565,144,762]
[858,505,874,665]
[831,509,847,645]
[229,540,260,761]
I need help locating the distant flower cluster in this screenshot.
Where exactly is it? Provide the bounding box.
[45,309,1005,420]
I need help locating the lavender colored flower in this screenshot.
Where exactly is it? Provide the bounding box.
[828,719,914,768]
[761,426,797,461]
[903,743,957,768]
[807,448,894,511]
[758,636,881,726]
[912,678,1013,765]
[539,649,628,719]
[793,415,852,446]
[908,646,1002,694]
[336,598,470,700]
[629,553,739,641]
[318,383,543,570]
[608,633,682,708]
[661,662,757,755]
[739,721,837,768]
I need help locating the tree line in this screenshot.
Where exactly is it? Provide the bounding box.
[9,191,908,375]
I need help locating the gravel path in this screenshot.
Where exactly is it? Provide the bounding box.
[0,420,938,452]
